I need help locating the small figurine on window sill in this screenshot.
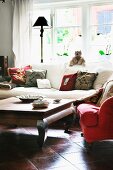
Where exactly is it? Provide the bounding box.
[69,50,85,66]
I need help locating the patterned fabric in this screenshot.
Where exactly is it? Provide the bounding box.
[8,65,32,85]
[11,74,26,85]
[8,65,32,76]
[74,88,103,106]
[74,71,98,90]
[60,73,77,91]
[99,80,113,105]
[0,82,16,89]
[25,69,47,87]
[84,88,103,104]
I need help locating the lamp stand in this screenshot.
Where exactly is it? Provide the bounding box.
[40,26,44,63]
[33,16,48,63]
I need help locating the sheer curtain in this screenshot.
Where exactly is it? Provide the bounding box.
[12,0,33,67]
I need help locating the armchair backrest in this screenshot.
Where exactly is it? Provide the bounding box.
[99,96,113,128]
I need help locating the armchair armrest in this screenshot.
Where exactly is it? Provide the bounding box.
[77,103,99,127]
[80,111,99,127]
[99,96,113,128]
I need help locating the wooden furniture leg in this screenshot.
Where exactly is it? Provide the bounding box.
[37,106,75,147]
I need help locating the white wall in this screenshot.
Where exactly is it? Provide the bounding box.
[0,0,14,67]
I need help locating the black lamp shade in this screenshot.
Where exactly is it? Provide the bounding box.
[33,16,48,27]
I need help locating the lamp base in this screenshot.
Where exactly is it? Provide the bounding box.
[41,58,43,63]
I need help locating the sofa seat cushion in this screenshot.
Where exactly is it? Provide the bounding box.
[0,86,96,100]
[77,103,99,127]
[0,87,57,99]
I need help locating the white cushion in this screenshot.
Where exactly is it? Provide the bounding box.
[37,79,51,89]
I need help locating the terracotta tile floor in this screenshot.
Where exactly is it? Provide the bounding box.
[0,121,113,170]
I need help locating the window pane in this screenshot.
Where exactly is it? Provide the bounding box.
[54,27,82,62]
[90,5,113,57]
[54,7,82,62]
[91,5,113,26]
[55,8,81,27]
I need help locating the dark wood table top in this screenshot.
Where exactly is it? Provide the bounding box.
[0,97,74,114]
[0,97,75,127]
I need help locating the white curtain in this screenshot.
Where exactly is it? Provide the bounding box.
[12,0,33,67]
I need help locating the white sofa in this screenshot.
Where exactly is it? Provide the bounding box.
[0,62,113,100]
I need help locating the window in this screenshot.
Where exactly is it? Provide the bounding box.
[31,1,113,64]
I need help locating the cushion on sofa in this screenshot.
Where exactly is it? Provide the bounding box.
[8,65,32,85]
[60,73,77,91]
[74,71,98,90]
[74,88,103,106]
[37,79,51,89]
[11,74,26,85]
[8,65,32,76]
[25,69,47,87]
[0,82,17,89]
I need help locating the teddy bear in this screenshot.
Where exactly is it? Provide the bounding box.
[69,50,85,66]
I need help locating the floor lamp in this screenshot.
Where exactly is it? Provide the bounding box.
[33,16,48,63]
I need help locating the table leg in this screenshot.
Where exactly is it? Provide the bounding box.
[37,120,48,147]
[37,106,75,147]
[64,112,76,133]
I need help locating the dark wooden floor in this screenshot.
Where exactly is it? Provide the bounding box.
[0,121,113,170]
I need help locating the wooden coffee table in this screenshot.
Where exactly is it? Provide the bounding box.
[0,97,75,147]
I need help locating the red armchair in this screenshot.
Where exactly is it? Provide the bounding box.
[77,96,113,147]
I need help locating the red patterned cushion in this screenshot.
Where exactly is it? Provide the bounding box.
[60,73,77,91]
[8,65,32,85]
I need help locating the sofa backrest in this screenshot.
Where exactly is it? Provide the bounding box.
[32,63,66,89]
[32,62,113,90]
